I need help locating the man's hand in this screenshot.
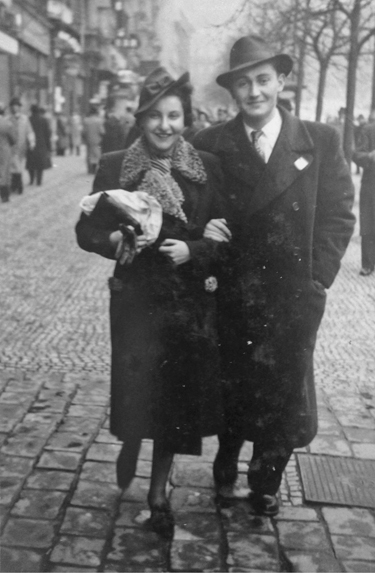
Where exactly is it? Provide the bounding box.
[203,218,232,242]
[159,239,191,265]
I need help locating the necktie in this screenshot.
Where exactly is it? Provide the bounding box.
[251,130,265,161]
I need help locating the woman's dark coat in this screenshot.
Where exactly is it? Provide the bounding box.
[353,123,375,237]
[194,108,355,448]
[26,113,51,171]
[76,141,225,455]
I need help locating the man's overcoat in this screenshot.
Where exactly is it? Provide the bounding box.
[194,108,355,448]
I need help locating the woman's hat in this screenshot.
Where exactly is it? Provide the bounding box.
[135,67,190,119]
[216,35,293,89]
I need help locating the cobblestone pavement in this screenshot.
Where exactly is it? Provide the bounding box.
[0,156,375,572]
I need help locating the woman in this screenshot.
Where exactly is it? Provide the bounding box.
[76,68,225,536]
[26,105,52,186]
[82,105,104,174]
[0,102,16,203]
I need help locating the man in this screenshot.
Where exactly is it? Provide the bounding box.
[194,35,355,516]
[353,112,375,276]
[8,97,35,194]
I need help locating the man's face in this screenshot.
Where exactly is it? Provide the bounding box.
[230,63,285,128]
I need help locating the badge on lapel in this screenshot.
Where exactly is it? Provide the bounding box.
[294,156,310,171]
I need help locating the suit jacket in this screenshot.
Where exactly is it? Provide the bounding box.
[353,123,375,235]
[194,108,355,447]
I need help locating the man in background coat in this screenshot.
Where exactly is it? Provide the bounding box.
[194,35,355,516]
[353,114,375,276]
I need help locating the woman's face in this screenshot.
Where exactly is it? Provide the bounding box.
[141,95,185,156]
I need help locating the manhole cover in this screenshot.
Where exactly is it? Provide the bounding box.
[297,454,375,509]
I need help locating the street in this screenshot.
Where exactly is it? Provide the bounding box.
[0,154,374,572]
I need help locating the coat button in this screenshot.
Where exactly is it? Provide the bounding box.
[292,201,300,211]
[293,246,301,256]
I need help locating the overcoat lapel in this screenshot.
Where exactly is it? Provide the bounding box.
[246,109,315,216]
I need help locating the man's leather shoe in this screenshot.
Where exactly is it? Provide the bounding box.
[248,493,279,516]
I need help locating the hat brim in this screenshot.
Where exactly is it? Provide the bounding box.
[135,71,190,119]
[216,55,293,89]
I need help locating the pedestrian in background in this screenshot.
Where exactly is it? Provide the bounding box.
[194,34,355,517]
[354,114,367,174]
[55,112,69,156]
[69,111,83,156]
[101,107,125,154]
[353,111,375,276]
[26,104,52,186]
[8,97,35,195]
[82,106,104,174]
[76,67,225,537]
[0,102,16,203]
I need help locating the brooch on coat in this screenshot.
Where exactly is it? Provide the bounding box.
[204,276,218,293]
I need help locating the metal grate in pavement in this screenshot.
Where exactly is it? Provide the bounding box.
[297,454,375,509]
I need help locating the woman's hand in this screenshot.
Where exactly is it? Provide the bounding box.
[203,218,232,242]
[110,230,148,254]
[159,239,191,265]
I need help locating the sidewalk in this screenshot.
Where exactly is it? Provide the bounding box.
[0,157,374,572]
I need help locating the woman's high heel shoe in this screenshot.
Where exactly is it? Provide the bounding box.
[148,501,174,538]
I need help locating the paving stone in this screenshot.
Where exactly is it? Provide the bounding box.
[173,511,221,539]
[343,427,375,443]
[0,547,43,572]
[171,539,221,571]
[44,432,90,452]
[94,429,119,444]
[11,489,66,519]
[25,469,75,491]
[276,521,330,551]
[50,535,106,567]
[0,432,8,447]
[37,451,82,471]
[60,507,113,537]
[221,503,273,534]
[85,442,122,462]
[335,412,375,429]
[0,370,24,389]
[0,455,34,478]
[51,566,94,572]
[1,434,47,457]
[121,477,151,503]
[1,517,56,548]
[73,391,109,406]
[0,476,23,506]
[31,398,68,414]
[352,443,375,459]
[0,391,36,406]
[171,460,213,488]
[106,527,164,569]
[322,507,375,537]
[170,486,216,513]
[67,404,106,419]
[331,535,375,560]
[309,435,353,456]
[115,502,150,528]
[57,416,101,434]
[317,418,342,436]
[12,420,56,439]
[0,403,27,432]
[23,412,63,427]
[135,459,152,478]
[341,560,375,572]
[71,480,120,511]
[138,440,153,461]
[80,461,117,483]
[227,532,279,571]
[284,550,341,572]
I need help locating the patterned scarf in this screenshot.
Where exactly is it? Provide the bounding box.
[119,135,207,223]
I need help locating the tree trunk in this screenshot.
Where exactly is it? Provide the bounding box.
[294,0,311,117]
[371,36,375,112]
[315,62,328,122]
[343,0,361,166]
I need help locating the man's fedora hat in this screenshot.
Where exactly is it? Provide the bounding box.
[216,35,293,89]
[135,67,190,118]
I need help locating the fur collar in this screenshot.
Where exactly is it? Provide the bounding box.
[119,135,207,188]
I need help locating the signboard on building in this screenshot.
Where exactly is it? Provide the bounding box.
[18,10,50,55]
[0,30,18,55]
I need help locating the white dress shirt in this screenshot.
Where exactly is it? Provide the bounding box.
[244,109,283,163]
